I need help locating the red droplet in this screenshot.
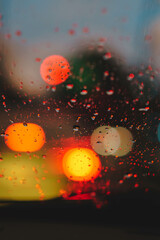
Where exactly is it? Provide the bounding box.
[5,33,11,39]
[128,73,134,80]
[65,193,92,200]
[82,27,89,33]
[99,37,107,43]
[147,65,152,71]
[104,52,112,60]
[54,27,59,32]
[68,29,75,35]
[121,17,127,23]
[70,98,77,103]
[101,8,107,14]
[134,183,139,188]
[138,71,143,77]
[104,71,109,76]
[96,86,100,91]
[15,30,22,36]
[35,57,42,62]
[145,35,152,41]
[66,84,73,89]
[72,23,78,28]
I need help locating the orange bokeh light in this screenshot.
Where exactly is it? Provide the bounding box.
[62,148,101,182]
[4,123,45,152]
[46,136,91,175]
[40,55,70,85]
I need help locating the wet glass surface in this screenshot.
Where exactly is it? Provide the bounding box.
[0,2,160,231]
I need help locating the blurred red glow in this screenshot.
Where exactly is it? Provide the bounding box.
[40,55,70,85]
[65,193,93,200]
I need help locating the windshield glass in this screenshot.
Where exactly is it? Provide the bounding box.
[0,0,160,210]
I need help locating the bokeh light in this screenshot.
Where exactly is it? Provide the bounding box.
[0,152,66,201]
[1,0,160,206]
[90,126,120,156]
[113,127,133,157]
[62,148,101,182]
[40,55,70,85]
[4,123,45,152]
[46,137,92,175]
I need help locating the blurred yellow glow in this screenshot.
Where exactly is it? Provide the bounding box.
[62,148,101,182]
[4,123,45,152]
[0,152,66,201]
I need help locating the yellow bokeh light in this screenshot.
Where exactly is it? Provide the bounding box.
[4,123,46,152]
[0,152,67,201]
[62,148,101,182]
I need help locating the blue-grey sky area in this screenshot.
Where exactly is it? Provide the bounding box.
[1,0,160,64]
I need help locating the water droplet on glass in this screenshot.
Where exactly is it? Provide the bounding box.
[106,90,114,95]
[70,98,77,103]
[55,108,60,112]
[52,86,56,92]
[80,89,88,95]
[103,52,112,60]
[73,125,80,131]
[1,132,8,137]
[127,73,134,81]
[66,84,73,89]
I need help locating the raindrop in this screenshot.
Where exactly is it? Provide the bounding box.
[1,133,8,137]
[103,52,112,60]
[70,98,77,103]
[52,86,56,92]
[80,89,88,95]
[66,84,74,89]
[73,125,80,131]
[104,71,109,77]
[55,108,60,112]
[106,90,114,95]
[91,116,96,120]
[127,73,134,81]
